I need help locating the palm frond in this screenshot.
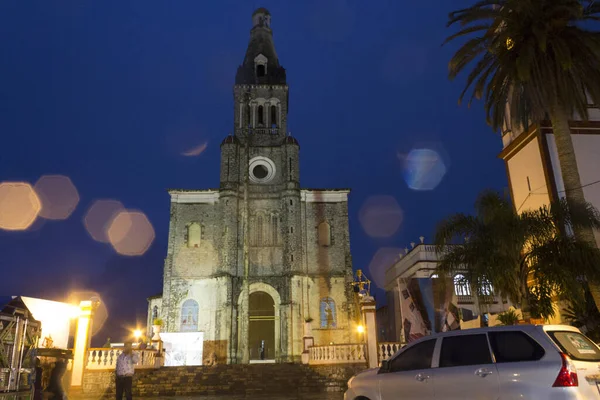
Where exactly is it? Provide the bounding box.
[447,0,600,131]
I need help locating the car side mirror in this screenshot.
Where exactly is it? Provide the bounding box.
[379,359,390,374]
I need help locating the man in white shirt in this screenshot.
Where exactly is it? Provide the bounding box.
[115,342,139,400]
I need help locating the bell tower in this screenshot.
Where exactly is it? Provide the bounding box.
[220,7,299,191]
[233,7,288,140]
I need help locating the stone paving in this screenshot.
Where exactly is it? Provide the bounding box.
[136,396,344,400]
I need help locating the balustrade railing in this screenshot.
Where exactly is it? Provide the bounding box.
[378,342,404,362]
[308,344,366,365]
[86,348,158,370]
[239,127,280,135]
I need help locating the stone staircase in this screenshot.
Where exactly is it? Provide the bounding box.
[78,363,366,398]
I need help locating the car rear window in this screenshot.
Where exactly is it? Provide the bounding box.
[547,331,600,362]
[488,331,545,363]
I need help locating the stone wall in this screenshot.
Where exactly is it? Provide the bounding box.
[78,363,368,398]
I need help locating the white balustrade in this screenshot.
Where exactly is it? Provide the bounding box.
[378,342,403,362]
[308,344,367,365]
[86,348,158,370]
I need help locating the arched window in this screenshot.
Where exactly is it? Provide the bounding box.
[271,105,278,128]
[320,297,337,328]
[152,306,158,321]
[318,222,331,247]
[454,274,471,297]
[258,105,264,125]
[247,104,252,128]
[257,64,266,77]
[187,223,201,248]
[480,279,494,296]
[180,299,199,332]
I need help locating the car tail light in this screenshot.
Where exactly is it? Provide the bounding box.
[553,352,578,387]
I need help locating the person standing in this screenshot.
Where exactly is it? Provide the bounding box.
[46,359,67,400]
[115,343,139,400]
[33,358,43,400]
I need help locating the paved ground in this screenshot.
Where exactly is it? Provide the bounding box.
[76,396,344,400]
[73,395,344,400]
[146,396,343,400]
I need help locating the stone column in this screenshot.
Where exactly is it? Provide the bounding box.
[71,300,97,389]
[265,102,271,128]
[251,102,257,128]
[361,296,378,369]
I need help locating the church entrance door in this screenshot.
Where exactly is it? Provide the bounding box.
[248,291,275,361]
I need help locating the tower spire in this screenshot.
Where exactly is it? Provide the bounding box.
[235,8,286,85]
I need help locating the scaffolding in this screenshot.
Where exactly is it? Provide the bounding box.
[0,297,41,397]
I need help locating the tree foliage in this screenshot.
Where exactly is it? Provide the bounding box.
[434,190,600,319]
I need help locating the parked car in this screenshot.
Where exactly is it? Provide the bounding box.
[345,324,600,399]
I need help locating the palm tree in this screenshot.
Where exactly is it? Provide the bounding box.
[445,0,600,307]
[434,191,600,320]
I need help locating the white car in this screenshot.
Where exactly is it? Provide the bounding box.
[345,324,600,400]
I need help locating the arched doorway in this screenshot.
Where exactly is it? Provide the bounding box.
[248,291,275,361]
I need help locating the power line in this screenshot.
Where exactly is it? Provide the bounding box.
[516,179,600,213]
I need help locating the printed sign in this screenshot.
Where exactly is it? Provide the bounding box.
[566,333,597,355]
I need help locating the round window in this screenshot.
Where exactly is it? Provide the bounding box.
[249,156,276,183]
[253,165,269,179]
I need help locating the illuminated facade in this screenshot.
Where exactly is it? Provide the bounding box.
[149,8,357,364]
[499,111,600,247]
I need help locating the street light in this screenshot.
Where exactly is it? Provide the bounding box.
[133,329,142,341]
[357,325,365,334]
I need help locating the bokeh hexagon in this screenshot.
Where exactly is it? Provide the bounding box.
[34,175,80,220]
[84,200,126,243]
[107,210,155,256]
[0,182,41,231]
[358,195,403,238]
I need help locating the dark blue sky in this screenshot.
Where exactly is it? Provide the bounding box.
[0,0,506,342]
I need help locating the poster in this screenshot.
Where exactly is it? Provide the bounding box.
[160,332,204,366]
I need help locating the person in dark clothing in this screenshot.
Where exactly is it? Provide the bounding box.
[45,359,67,400]
[33,358,43,400]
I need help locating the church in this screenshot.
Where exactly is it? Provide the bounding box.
[148,8,358,364]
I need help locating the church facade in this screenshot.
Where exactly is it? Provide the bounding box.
[148,8,358,364]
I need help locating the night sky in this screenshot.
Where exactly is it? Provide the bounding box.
[0,0,507,343]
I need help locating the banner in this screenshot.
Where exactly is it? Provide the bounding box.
[398,278,462,342]
[398,279,429,343]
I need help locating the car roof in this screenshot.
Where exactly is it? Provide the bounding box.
[406,324,581,345]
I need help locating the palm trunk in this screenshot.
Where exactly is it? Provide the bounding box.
[548,104,600,312]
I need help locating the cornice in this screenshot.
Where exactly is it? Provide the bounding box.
[169,190,220,204]
[301,189,350,203]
